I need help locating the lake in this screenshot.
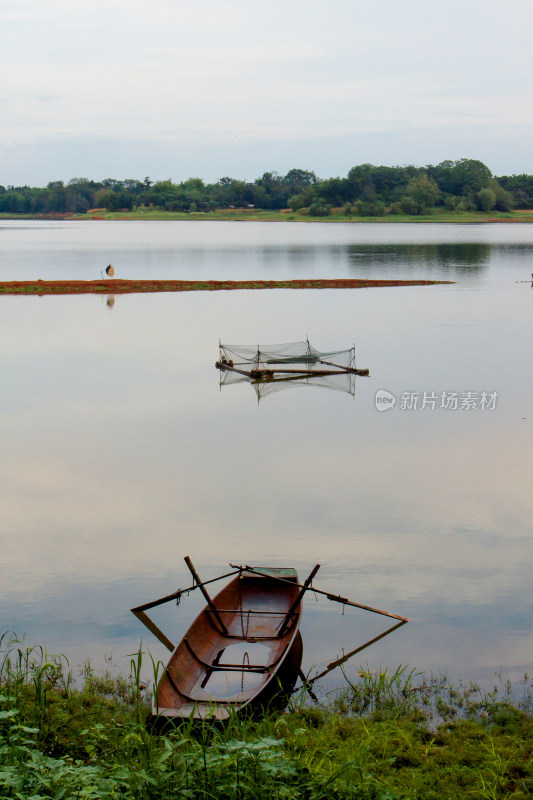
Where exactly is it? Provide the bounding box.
[1,220,532,691]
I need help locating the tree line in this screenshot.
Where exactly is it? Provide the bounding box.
[1,159,532,216]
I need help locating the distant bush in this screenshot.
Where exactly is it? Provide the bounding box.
[476,187,497,211]
[399,196,427,215]
[354,200,386,216]
[308,201,332,217]
[457,196,477,212]
[443,194,458,210]
[493,184,514,212]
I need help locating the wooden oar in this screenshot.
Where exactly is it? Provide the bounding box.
[131,564,242,649]
[278,564,321,636]
[232,563,408,689]
[184,556,229,635]
[306,619,408,686]
[235,564,407,622]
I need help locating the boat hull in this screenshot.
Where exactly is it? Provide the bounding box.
[154,568,303,721]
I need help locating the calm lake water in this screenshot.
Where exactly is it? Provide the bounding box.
[1,220,532,690]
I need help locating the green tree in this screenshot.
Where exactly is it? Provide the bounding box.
[427,159,492,198]
[497,173,533,207]
[308,200,331,216]
[180,177,205,190]
[405,173,440,207]
[476,187,496,211]
[288,188,315,211]
[254,172,289,208]
[214,178,255,207]
[46,180,68,212]
[315,177,351,206]
[491,182,513,211]
[355,199,386,216]
[452,159,492,194]
[97,189,133,210]
[282,169,317,188]
[398,196,425,215]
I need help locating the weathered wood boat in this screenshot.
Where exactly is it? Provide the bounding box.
[157,567,303,720]
[132,558,407,722]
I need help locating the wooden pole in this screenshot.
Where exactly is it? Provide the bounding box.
[130,567,241,650]
[131,569,240,613]
[278,563,321,636]
[306,619,408,686]
[131,609,175,652]
[184,556,229,635]
[217,362,353,378]
[238,565,407,623]
[298,668,320,703]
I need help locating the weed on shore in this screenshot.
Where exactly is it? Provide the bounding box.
[1,633,531,799]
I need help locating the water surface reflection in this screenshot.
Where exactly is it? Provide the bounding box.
[1,222,532,687]
[346,242,491,272]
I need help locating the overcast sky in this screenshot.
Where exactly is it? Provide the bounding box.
[2,0,532,186]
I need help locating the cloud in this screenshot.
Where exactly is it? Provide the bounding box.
[2,0,533,181]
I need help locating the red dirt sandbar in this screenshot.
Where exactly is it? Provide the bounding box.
[0,278,453,295]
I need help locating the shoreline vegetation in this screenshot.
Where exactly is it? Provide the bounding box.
[0,278,454,296]
[2,159,533,222]
[1,635,531,799]
[2,208,533,223]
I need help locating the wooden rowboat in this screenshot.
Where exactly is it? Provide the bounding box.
[131,558,407,722]
[155,568,303,720]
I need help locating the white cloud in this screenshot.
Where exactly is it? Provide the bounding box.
[2,0,533,181]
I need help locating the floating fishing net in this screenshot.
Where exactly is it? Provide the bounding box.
[221,369,356,400]
[217,340,357,401]
[220,339,354,369]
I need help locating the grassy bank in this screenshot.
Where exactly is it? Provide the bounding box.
[92,208,533,224]
[2,209,533,223]
[1,635,531,799]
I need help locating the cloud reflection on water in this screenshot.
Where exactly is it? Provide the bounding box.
[1,223,532,685]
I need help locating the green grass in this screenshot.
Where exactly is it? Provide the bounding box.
[3,209,533,223]
[1,633,532,799]
[75,208,533,223]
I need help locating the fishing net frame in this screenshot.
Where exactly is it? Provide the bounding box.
[215,339,365,401]
[218,339,356,373]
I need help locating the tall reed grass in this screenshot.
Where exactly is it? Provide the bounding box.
[1,632,531,799]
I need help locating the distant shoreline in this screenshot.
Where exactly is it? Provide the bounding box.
[0,278,454,295]
[1,209,533,223]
